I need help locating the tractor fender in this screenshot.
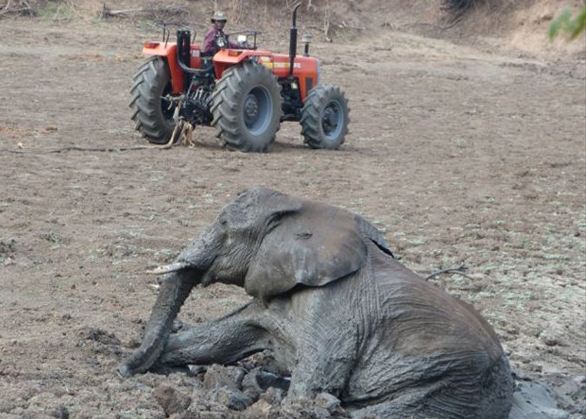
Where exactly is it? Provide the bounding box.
[143,42,203,94]
[212,50,319,101]
[212,49,275,79]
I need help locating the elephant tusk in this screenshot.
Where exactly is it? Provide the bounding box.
[146,262,188,275]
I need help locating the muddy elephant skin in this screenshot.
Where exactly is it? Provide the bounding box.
[119,187,514,418]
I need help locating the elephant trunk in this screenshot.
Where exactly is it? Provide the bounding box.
[118,269,199,377]
[118,228,219,377]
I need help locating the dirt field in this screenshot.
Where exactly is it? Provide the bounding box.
[0,7,585,418]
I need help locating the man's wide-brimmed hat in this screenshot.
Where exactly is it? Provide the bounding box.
[211,11,227,22]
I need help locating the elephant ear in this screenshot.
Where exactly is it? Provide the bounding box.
[245,203,368,302]
[355,215,395,258]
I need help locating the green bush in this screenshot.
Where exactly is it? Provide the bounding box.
[549,6,586,40]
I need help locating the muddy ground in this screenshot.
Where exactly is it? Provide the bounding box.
[0,14,585,419]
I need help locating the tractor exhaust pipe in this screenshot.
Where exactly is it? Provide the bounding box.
[177,30,192,90]
[289,3,301,77]
[176,29,207,80]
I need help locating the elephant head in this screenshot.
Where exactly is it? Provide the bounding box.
[118,187,392,377]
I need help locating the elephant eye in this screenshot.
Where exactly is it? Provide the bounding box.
[217,214,228,227]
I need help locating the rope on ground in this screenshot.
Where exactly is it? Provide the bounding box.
[0,122,195,154]
[0,145,173,154]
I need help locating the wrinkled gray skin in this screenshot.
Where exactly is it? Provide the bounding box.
[119,187,514,418]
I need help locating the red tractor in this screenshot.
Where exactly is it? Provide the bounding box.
[130,4,349,152]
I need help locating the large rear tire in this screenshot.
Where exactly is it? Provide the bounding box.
[300,85,349,150]
[130,57,176,145]
[211,62,282,152]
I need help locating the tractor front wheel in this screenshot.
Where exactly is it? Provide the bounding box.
[211,62,282,152]
[130,57,176,145]
[300,85,349,150]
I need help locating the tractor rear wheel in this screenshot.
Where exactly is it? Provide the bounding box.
[211,62,282,152]
[130,57,176,144]
[300,85,349,150]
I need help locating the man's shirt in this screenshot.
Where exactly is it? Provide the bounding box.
[203,25,238,56]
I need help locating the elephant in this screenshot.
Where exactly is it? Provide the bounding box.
[118,186,514,418]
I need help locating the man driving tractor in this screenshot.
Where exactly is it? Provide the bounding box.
[131,4,349,152]
[203,11,239,56]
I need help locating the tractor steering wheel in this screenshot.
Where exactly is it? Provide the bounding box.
[239,40,253,49]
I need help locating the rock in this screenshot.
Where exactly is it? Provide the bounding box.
[541,336,559,347]
[271,396,351,418]
[187,364,207,377]
[538,325,565,347]
[243,399,272,418]
[241,368,263,400]
[315,392,342,414]
[275,399,332,419]
[256,370,290,392]
[153,385,192,417]
[184,394,230,418]
[242,385,261,402]
[203,364,246,390]
[211,386,254,411]
[179,407,230,419]
[0,238,16,263]
[241,367,290,399]
[260,387,285,406]
[52,406,69,419]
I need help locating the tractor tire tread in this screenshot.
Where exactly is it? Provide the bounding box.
[130,57,175,144]
[211,61,282,152]
[300,84,349,149]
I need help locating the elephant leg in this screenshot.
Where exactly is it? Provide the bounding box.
[348,400,426,419]
[156,302,270,367]
[286,326,358,401]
